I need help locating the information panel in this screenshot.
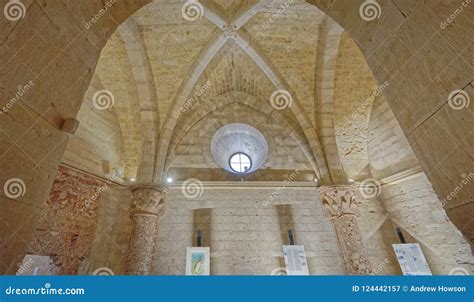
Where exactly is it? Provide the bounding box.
[186,247,210,276]
[282,245,309,275]
[393,243,432,276]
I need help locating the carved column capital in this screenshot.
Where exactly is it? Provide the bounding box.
[130,184,167,216]
[318,185,372,275]
[319,185,359,218]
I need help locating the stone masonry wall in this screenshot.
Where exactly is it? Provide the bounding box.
[380,173,473,275]
[153,185,347,275]
[78,184,133,276]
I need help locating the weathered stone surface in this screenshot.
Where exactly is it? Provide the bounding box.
[0,0,472,275]
[28,166,108,275]
[126,185,166,275]
[320,186,372,275]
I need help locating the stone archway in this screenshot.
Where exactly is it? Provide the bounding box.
[0,0,471,274]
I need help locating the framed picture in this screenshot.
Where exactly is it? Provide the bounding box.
[186,247,210,275]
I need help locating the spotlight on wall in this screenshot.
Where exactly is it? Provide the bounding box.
[348,178,355,184]
[166,177,173,183]
[130,178,136,182]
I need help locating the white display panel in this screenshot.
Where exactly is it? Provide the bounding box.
[392,243,432,276]
[283,245,309,275]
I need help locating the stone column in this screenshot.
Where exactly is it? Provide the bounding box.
[319,186,372,275]
[126,184,166,275]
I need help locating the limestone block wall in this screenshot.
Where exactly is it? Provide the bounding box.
[290,202,345,274]
[170,92,314,173]
[367,95,472,274]
[0,0,151,273]
[356,194,401,275]
[78,183,133,276]
[379,173,473,275]
[368,97,419,180]
[152,203,194,275]
[209,201,282,275]
[62,76,126,181]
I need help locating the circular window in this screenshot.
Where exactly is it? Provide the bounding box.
[211,123,268,174]
[229,153,252,174]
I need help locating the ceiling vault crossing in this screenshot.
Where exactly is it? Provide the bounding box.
[153,0,330,183]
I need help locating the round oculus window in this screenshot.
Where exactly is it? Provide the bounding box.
[229,153,252,174]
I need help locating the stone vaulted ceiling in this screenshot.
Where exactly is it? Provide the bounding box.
[67,0,416,185]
